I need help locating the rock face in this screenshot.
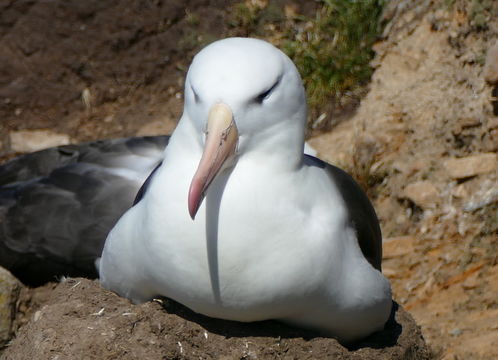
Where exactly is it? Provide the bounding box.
[0,278,431,360]
[9,130,72,153]
[402,181,439,209]
[443,153,497,179]
[0,267,22,347]
[484,40,498,84]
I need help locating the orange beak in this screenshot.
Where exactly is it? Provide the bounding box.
[188,103,238,219]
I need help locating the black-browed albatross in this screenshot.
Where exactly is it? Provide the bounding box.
[98,38,392,342]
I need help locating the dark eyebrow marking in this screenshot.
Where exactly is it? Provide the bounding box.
[191,84,200,103]
[255,76,281,104]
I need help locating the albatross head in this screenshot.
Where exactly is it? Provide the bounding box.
[184,38,307,219]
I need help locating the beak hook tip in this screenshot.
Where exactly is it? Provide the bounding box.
[189,206,197,220]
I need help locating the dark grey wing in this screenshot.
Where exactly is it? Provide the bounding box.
[133,161,163,205]
[304,155,382,271]
[0,136,169,285]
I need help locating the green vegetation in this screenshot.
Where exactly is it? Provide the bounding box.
[445,0,494,30]
[469,0,493,30]
[283,1,385,123]
[228,0,386,131]
[229,1,286,36]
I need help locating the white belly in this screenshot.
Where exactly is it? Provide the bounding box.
[99,158,392,342]
[139,169,342,320]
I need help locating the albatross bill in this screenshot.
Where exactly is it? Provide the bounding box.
[188,103,238,219]
[99,37,392,343]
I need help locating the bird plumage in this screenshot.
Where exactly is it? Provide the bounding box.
[99,38,392,342]
[0,136,167,285]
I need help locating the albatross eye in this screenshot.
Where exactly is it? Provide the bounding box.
[255,80,279,104]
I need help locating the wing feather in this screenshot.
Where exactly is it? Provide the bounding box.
[0,136,168,285]
[304,155,382,271]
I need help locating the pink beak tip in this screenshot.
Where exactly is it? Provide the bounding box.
[188,180,201,220]
[188,205,198,220]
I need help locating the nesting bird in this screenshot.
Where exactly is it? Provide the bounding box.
[98,38,392,342]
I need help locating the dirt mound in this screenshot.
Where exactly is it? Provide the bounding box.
[1,278,430,360]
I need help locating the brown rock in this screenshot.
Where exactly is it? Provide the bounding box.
[452,183,469,198]
[1,278,431,360]
[383,236,416,259]
[484,40,498,84]
[0,267,22,347]
[392,159,429,176]
[444,153,497,179]
[136,120,176,137]
[402,180,439,208]
[9,130,71,153]
[382,267,398,278]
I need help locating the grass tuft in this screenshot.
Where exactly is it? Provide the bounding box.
[228,0,386,131]
[283,1,385,127]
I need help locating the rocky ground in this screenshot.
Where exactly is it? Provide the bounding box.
[2,277,430,360]
[0,0,497,359]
